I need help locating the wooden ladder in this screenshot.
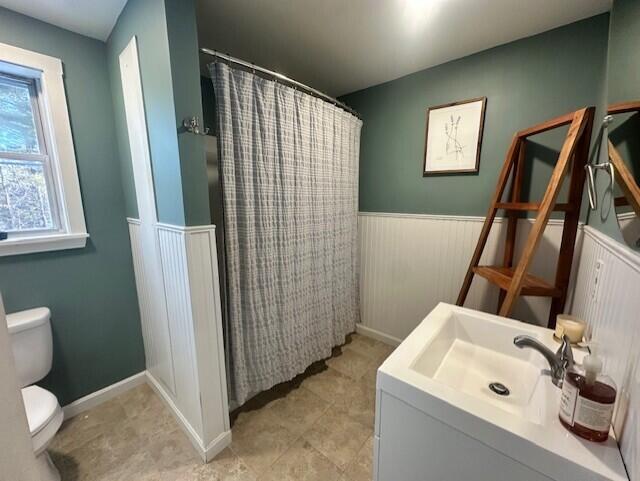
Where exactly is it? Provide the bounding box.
[456,107,595,328]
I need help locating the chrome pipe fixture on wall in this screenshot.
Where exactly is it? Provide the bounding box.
[180,116,209,136]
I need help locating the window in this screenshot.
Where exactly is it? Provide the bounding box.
[0,43,87,256]
[0,74,56,232]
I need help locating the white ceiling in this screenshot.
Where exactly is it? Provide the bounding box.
[0,0,612,94]
[197,0,612,96]
[0,0,127,41]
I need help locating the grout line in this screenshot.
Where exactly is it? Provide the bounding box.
[227,444,262,479]
[265,431,307,473]
[341,432,374,475]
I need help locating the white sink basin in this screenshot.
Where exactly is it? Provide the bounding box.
[375,303,628,481]
[410,306,551,425]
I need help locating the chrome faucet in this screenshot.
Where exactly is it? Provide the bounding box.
[513,334,574,387]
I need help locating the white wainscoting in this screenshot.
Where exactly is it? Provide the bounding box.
[128,220,231,462]
[127,219,176,396]
[358,212,568,341]
[157,223,232,456]
[359,212,638,478]
[119,37,229,462]
[570,226,640,481]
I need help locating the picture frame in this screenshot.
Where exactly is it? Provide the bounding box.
[423,97,487,175]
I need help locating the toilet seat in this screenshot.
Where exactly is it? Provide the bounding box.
[21,385,64,455]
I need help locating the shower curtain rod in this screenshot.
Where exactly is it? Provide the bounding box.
[200,48,360,118]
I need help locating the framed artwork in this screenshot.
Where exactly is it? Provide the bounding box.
[423,97,487,175]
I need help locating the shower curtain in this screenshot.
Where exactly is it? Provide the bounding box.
[211,62,362,405]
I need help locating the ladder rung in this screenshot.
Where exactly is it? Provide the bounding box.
[473,266,563,297]
[495,202,574,212]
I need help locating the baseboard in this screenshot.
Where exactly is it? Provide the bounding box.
[62,371,146,419]
[63,371,231,463]
[145,371,204,459]
[145,371,231,463]
[356,323,402,346]
[203,429,233,462]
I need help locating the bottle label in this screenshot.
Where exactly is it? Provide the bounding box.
[574,397,614,432]
[559,381,579,425]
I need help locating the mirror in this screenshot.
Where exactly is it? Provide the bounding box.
[607,103,640,251]
[606,0,640,251]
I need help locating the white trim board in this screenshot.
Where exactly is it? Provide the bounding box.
[62,370,231,463]
[583,225,640,274]
[146,371,231,463]
[617,211,636,221]
[356,323,402,347]
[155,222,219,233]
[0,42,87,256]
[62,371,146,419]
[0,232,89,257]
[358,211,572,226]
[121,37,177,395]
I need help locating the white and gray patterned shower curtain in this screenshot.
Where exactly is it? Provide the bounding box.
[211,63,362,405]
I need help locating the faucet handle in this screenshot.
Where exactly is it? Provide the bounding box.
[556,334,574,370]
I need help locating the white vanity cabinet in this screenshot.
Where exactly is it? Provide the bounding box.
[373,303,627,481]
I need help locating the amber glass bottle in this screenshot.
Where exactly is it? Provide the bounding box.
[558,346,617,442]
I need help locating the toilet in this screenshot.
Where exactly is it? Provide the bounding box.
[7,307,64,481]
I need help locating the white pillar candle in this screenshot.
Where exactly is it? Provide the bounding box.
[555,314,586,344]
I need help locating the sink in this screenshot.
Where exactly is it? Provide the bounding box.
[410,307,550,424]
[374,303,628,481]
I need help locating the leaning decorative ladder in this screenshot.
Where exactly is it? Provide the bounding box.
[456,107,595,328]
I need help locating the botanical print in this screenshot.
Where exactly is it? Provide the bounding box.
[423,98,486,174]
[444,114,464,163]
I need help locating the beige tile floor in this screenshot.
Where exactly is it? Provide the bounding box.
[50,333,395,481]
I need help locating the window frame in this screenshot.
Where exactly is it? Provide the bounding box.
[0,42,87,256]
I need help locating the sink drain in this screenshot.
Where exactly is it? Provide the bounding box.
[489,382,510,396]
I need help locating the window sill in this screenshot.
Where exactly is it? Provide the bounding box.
[0,232,89,257]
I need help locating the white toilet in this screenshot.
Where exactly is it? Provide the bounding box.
[7,307,64,481]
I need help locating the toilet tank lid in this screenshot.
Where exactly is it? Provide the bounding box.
[7,307,51,334]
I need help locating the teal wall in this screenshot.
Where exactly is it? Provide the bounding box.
[608,0,640,104]
[107,0,209,226]
[0,8,144,405]
[165,0,210,225]
[341,16,610,219]
[106,0,184,225]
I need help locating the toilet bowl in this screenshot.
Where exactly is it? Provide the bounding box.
[8,307,63,481]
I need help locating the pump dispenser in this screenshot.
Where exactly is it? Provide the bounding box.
[583,344,603,385]
[559,343,617,442]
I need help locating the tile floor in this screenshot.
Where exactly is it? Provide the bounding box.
[50,333,395,481]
